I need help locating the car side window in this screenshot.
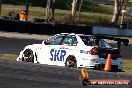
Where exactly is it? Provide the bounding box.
[62,35,77,46]
[46,35,65,45]
[51,36,63,45]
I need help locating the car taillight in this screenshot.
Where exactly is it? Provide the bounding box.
[89,48,98,55]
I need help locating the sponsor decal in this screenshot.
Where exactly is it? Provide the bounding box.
[80,68,131,86]
[90,80,130,85]
[50,49,66,61]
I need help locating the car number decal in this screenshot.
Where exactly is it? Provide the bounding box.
[50,49,66,61]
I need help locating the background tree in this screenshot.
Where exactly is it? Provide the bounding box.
[51,0,55,21]
[45,0,51,19]
[45,0,55,21]
[112,0,119,23]
[120,0,128,28]
[71,0,78,17]
[112,0,128,26]
[0,0,2,16]
[78,0,83,20]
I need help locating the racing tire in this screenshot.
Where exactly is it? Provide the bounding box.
[22,49,34,63]
[65,55,77,68]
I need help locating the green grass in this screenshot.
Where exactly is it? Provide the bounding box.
[0,54,18,61]
[81,3,113,14]
[123,60,132,75]
[78,14,112,25]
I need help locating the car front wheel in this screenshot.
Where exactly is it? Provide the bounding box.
[22,49,34,62]
[65,55,77,68]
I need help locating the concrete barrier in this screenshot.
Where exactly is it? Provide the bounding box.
[93,27,132,37]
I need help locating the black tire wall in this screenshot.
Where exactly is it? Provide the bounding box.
[0,19,92,35]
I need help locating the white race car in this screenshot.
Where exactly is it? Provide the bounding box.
[17,33,128,71]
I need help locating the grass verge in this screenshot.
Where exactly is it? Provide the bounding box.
[123,60,132,75]
[0,54,18,61]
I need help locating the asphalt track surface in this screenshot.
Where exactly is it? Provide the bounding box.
[0,37,42,54]
[0,60,82,88]
[0,60,131,88]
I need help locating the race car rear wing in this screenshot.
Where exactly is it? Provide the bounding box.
[93,35,129,49]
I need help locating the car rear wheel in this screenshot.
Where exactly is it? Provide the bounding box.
[65,55,77,68]
[22,49,34,62]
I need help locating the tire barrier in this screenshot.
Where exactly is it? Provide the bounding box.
[0,19,92,35]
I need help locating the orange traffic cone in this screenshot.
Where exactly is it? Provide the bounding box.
[81,68,89,78]
[104,54,111,71]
